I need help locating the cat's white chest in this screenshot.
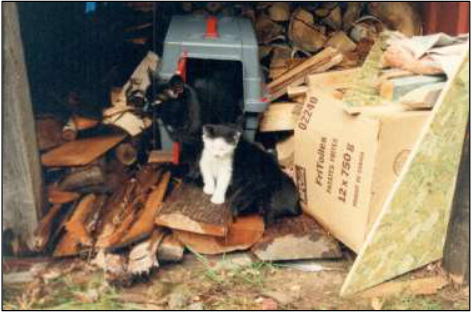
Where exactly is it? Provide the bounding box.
[200,152,232,177]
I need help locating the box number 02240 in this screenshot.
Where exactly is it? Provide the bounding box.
[297,97,318,130]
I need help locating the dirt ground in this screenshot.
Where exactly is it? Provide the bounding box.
[2,253,469,310]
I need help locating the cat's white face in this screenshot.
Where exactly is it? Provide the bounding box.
[203,137,236,159]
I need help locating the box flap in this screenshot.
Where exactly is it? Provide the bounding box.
[340,51,469,296]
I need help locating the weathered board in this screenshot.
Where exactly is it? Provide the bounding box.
[340,51,469,296]
[3,2,43,244]
[156,183,233,237]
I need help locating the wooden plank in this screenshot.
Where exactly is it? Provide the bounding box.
[259,103,300,132]
[267,48,343,101]
[41,134,126,167]
[307,68,360,90]
[251,214,342,261]
[156,183,233,237]
[443,123,470,285]
[117,171,171,247]
[3,2,42,243]
[174,215,264,255]
[340,51,469,296]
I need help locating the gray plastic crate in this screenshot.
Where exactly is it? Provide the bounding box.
[158,15,268,149]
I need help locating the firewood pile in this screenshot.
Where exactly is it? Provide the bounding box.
[23,2,434,287]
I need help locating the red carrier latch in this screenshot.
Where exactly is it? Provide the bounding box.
[205,16,219,39]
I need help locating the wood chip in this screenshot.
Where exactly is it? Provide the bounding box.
[156,183,233,237]
[175,214,264,255]
[41,134,126,167]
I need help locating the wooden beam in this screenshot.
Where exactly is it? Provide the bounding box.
[3,2,43,245]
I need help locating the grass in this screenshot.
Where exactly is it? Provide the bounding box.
[383,295,446,310]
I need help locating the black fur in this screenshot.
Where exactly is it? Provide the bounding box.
[203,124,302,224]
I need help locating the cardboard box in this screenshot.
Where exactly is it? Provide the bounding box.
[294,89,430,251]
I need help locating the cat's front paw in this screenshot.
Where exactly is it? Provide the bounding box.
[203,184,215,195]
[211,194,225,205]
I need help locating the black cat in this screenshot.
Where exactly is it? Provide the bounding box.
[199,124,301,224]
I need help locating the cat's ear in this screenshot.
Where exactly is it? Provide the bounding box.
[202,124,214,138]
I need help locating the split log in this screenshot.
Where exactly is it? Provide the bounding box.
[157,234,185,262]
[59,165,105,191]
[95,166,161,249]
[342,2,363,31]
[62,117,78,141]
[91,250,130,286]
[41,134,126,167]
[255,14,284,44]
[322,6,342,30]
[115,142,137,166]
[95,179,139,249]
[267,47,343,100]
[35,116,65,151]
[156,183,233,237]
[32,204,63,251]
[268,2,290,22]
[64,194,97,246]
[117,171,171,247]
[368,2,422,37]
[175,215,264,255]
[251,214,342,261]
[259,102,300,132]
[288,8,327,52]
[47,186,80,204]
[325,31,357,54]
[128,228,166,275]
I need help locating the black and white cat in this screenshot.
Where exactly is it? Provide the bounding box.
[199,124,301,224]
